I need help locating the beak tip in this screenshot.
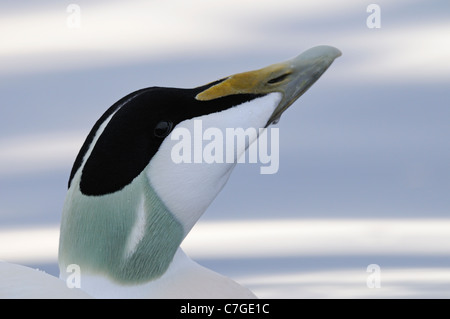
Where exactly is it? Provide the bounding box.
[296,45,342,62]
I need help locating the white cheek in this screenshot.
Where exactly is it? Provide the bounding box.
[146,93,281,233]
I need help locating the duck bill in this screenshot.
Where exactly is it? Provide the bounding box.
[196,45,342,126]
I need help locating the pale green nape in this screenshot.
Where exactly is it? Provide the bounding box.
[59,168,184,285]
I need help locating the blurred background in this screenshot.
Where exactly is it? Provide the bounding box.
[1,0,449,298]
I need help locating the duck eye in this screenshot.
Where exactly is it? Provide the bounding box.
[154,120,173,138]
[267,73,290,84]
